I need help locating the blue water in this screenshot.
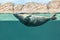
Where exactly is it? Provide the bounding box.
[0,14,60,40]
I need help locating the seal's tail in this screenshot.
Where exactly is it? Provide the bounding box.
[51,14,57,20]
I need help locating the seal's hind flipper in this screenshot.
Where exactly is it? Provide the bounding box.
[51,14,57,20]
[52,13,56,17]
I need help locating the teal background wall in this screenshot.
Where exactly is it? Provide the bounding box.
[0,14,60,40]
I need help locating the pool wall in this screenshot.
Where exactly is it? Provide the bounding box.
[0,14,60,40]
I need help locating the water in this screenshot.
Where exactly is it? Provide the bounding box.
[0,14,60,40]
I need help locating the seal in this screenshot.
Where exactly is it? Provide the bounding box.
[13,13,56,26]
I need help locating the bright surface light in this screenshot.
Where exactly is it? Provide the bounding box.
[0,0,52,4]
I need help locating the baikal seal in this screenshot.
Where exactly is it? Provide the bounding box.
[13,13,56,27]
